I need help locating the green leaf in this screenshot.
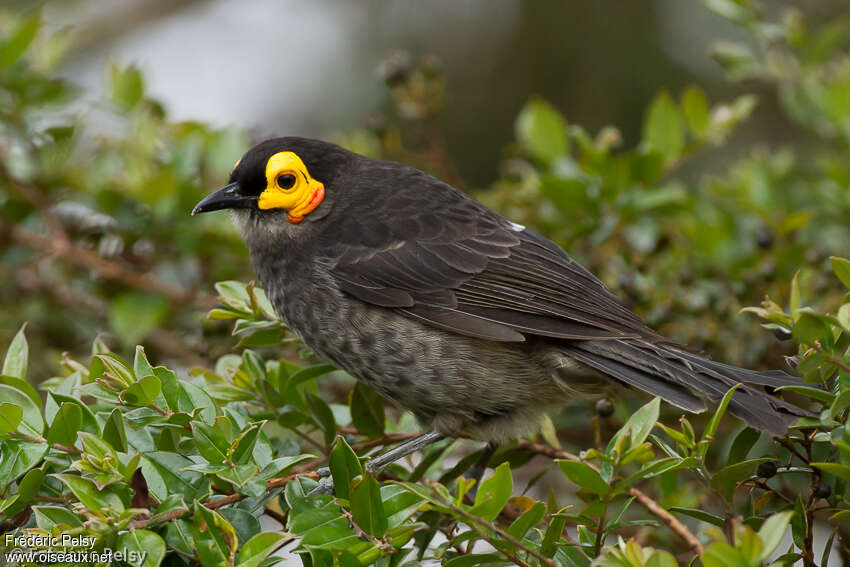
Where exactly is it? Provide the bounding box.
[810,462,850,482]
[329,436,362,499]
[790,271,801,320]
[0,13,40,68]
[792,312,832,345]
[45,401,82,446]
[193,421,230,464]
[0,375,39,406]
[831,257,850,288]
[102,408,128,452]
[757,511,793,562]
[154,366,181,411]
[350,472,388,537]
[192,502,238,567]
[259,454,317,479]
[229,421,264,464]
[0,403,22,435]
[557,460,610,495]
[0,440,46,487]
[669,506,725,527]
[703,0,754,24]
[838,304,850,333]
[179,382,216,425]
[48,394,99,434]
[516,97,569,165]
[54,473,125,512]
[118,529,166,567]
[0,384,43,436]
[109,292,168,345]
[616,457,698,491]
[350,382,385,439]
[141,451,209,501]
[122,374,162,407]
[774,385,833,404]
[134,346,156,379]
[2,325,28,379]
[681,85,709,139]
[470,462,513,521]
[506,500,546,540]
[727,428,760,466]
[109,64,145,111]
[6,467,44,515]
[95,353,135,387]
[307,393,337,447]
[287,364,337,388]
[702,543,750,567]
[78,431,118,463]
[32,505,82,529]
[711,458,772,501]
[700,384,741,458]
[646,550,678,567]
[613,397,661,452]
[237,532,291,567]
[540,509,569,557]
[219,508,261,547]
[643,90,685,161]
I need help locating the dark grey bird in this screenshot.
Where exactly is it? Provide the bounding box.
[193,137,805,477]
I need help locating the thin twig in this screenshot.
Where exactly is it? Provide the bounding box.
[3,223,215,309]
[515,439,705,556]
[129,471,318,529]
[12,432,82,455]
[334,497,395,553]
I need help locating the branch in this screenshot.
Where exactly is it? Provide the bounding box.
[515,439,705,556]
[129,471,318,529]
[3,223,215,309]
[11,266,208,365]
[334,497,395,553]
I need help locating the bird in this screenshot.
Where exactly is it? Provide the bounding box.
[192,136,806,478]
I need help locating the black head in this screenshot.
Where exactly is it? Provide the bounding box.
[192,137,352,224]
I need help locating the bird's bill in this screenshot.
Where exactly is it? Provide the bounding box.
[192,182,257,215]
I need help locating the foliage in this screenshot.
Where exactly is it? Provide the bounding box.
[2,3,850,567]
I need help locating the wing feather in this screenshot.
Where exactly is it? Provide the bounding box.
[324,166,661,342]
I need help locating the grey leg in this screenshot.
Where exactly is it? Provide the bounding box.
[310,431,445,495]
[365,431,445,473]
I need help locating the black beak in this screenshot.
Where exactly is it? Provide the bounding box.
[192,182,257,215]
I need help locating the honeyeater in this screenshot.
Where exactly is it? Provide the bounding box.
[193,137,806,472]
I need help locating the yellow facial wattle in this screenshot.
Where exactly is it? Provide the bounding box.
[257,151,325,223]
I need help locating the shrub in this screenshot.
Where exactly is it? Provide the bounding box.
[2,3,850,566]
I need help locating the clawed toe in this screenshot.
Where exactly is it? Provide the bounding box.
[307,476,335,496]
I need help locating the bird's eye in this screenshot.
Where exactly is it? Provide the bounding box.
[276,173,297,190]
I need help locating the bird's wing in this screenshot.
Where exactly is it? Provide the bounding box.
[323,171,662,343]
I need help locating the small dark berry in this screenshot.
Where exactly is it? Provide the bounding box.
[814,482,831,499]
[755,227,774,249]
[757,461,777,479]
[595,398,614,418]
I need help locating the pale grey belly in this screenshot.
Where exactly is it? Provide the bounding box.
[270,283,581,432]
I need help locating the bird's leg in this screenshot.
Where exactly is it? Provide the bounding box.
[463,442,499,500]
[310,431,445,495]
[364,430,446,473]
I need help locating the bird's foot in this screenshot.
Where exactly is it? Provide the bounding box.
[307,467,334,496]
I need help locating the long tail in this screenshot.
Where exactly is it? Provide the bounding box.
[562,339,808,435]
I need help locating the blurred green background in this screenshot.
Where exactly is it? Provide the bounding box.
[1,0,849,389]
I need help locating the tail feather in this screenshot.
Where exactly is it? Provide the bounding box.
[562,339,809,435]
